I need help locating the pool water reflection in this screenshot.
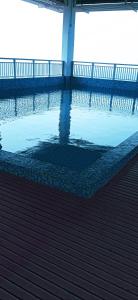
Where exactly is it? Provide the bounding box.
[0,89,137,159]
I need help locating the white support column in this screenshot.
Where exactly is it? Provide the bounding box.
[62,0,76,78]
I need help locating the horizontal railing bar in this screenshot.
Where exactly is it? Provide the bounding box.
[74,61,114,65]
[1,58,137,66]
[0,57,63,62]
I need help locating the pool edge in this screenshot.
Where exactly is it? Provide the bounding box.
[0,132,138,199]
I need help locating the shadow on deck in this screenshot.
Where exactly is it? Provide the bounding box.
[0,155,138,300]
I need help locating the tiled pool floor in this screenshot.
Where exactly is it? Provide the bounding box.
[21,142,110,171]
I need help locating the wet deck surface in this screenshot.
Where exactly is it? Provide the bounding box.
[0,155,138,300]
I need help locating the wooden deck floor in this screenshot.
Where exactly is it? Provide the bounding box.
[0,156,138,300]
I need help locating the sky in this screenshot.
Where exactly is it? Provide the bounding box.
[0,0,138,64]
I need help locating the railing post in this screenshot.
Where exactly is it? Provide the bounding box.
[71,61,74,77]
[49,61,50,77]
[62,61,65,76]
[136,70,138,82]
[91,62,94,78]
[113,64,116,80]
[32,59,35,78]
[13,59,16,79]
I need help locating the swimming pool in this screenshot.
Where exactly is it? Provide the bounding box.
[0,89,138,197]
[0,89,137,150]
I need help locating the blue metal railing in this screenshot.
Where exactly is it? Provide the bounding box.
[1,58,138,82]
[0,58,64,79]
[73,61,138,82]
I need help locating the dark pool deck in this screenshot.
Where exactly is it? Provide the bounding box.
[0,156,138,300]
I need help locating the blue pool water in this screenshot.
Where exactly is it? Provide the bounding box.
[0,90,137,167]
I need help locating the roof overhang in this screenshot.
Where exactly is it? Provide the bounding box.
[22,1,138,12]
[22,0,63,12]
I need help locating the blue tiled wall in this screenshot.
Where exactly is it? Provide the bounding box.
[72,77,138,96]
[0,77,65,92]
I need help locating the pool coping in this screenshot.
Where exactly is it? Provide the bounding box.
[0,132,138,198]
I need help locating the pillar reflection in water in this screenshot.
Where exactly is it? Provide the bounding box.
[0,132,2,150]
[59,90,72,145]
